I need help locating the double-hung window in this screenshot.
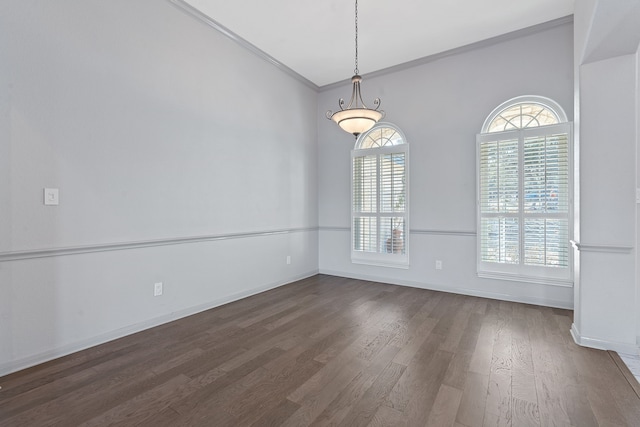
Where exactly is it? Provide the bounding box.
[352,124,409,267]
[477,96,572,284]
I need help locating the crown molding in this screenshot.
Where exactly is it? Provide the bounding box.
[320,15,574,92]
[168,0,572,93]
[167,0,319,91]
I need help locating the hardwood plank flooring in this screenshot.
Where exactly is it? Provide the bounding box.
[1,274,639,426]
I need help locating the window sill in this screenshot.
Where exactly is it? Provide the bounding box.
[477,270,573,288]
[351,257,409,269]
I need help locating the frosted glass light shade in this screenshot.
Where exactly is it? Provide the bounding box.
[330,108,384,137]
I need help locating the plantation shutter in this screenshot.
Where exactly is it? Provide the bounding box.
[522,131,570,267]
[351,124,409,267]
[477,122,571,283]
[479,139,520,264]
[353,154,378,252]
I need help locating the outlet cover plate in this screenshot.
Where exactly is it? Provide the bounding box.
[44,188,59,205]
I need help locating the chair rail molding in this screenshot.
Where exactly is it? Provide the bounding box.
[0,227,319,262]
[319,226,476,238]
[570,240,634,254]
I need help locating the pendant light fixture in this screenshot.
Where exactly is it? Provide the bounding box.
[326,0,384,138]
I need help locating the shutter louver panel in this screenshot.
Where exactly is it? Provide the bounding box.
[479,140,519,213]
[524,137,546,212]
[481,217,519,264]
[353,216,377,252]
[381,217,405,254]
[499,140,519,213]
[524,219,569,267]
[353,155,377,213]
[545,134,570,213]
[524,219,545,265]
[479,141,498,213]
[380,153,405,213]
[524,134,569,213]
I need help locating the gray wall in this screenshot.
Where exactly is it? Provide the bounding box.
[8,0,635,373]
[318,22,575,308]
[0,0,319,375]
[572,0,640,354]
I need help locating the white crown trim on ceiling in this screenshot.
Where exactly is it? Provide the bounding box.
[168,0,572,93]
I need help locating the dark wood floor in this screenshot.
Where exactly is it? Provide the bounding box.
[1,274,639,426]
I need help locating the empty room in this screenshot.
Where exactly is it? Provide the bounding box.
[1,0,640,425]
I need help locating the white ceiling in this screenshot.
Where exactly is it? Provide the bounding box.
[182,0,574,87]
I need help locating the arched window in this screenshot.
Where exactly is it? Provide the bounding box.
[482,98,566,133]
[352,123,409,267]
[477,96,572,284]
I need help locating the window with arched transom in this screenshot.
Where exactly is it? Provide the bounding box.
[477,96,572,285]
[352,123,409,267]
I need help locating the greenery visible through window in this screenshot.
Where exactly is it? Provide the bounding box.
[477,96,572,284]
[352,124,409,267]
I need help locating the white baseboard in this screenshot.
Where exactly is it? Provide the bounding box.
[571,323,640,355]
[0,270,319,377]
[319,269,573,309]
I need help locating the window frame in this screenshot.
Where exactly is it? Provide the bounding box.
[477,97,573,286]
[481,96,568,133]
[351,123,409,268]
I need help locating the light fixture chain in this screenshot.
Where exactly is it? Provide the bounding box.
[326,0,385,138]
[354,0,358,75]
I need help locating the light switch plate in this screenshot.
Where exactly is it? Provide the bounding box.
[154,282,163,296]
[44,188,59,205]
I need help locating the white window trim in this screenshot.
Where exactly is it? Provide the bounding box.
[481,95,568,133]
[351,123,409,268]
[477,98,573,287]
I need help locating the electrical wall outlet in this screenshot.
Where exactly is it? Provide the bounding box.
[286,255,291,265]
[435,260,443,270]
[44,188,59,205]
[154,282,163,296]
